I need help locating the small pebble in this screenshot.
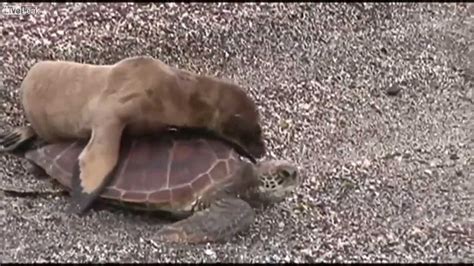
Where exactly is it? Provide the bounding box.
[386,84,402,96]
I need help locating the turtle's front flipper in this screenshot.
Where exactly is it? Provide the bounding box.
[154,197,256,244]
[67,120,124,215]
[0,125,37,154]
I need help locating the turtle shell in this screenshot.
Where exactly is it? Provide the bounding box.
[24,133,244,212]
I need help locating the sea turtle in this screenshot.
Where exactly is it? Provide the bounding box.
[10,55,266,215]
[0,127,299,244]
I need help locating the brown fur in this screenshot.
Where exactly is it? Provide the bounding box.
[21,56,265,155]
[19,55,265,212]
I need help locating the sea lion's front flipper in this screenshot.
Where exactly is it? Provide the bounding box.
[153,197,256,244]
[0,125,37,153]
[67,121,124,215]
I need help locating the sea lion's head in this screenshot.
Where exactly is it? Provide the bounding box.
[215,83,266,159]
[189,77,266,159]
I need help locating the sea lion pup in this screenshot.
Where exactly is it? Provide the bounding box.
[1,55,266,215]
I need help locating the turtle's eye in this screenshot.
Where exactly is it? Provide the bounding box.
[280,170,290,178]
[280,168,297,182]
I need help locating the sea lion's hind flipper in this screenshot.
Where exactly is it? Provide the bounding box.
[0,125,37,155]
[67,121,124,215]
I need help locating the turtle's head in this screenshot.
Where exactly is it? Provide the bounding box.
[254,159,300,204]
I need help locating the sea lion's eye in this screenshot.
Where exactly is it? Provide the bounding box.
[255,126,262,135]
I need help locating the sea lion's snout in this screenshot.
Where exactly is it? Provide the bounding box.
[222,120,266,159]
[214,82,267,158]
[248,144,265,159]
[244,134,266,159]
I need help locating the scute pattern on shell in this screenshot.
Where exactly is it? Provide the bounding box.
[25,134,243,211]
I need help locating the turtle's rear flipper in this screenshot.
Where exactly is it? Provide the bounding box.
[0,125,37,154]
[153,197,256,244]
[25,162,50,179]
